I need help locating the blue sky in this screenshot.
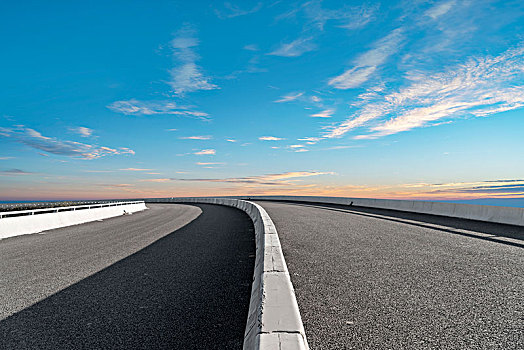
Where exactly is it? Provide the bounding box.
[1,0,524,201]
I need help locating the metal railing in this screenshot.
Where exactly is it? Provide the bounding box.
[0,201,144,219]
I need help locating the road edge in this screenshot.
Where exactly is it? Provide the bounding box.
[146,198,309,350]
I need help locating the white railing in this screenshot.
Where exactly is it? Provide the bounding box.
[0,201,145,219]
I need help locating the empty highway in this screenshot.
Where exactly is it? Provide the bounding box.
[1,203,255,349]
[256,201,524,350]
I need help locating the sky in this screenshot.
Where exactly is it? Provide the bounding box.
[1,0,524,202]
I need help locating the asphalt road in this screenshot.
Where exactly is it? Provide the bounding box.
[255,201,524,350]
[0,203,255,349]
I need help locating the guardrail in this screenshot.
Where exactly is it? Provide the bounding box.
[232,196,524,227]
[0,201,144,219]
[0,201,147,240]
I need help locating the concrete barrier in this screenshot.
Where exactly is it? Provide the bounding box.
[146,197,309,350]
[232,196,524,227]
[0,201,147,240]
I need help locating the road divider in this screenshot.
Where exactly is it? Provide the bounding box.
[146,197,309,350]
[0,201,147,240]
[235,196,524,227]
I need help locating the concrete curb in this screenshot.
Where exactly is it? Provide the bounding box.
[234,196,524,227]
[0,201,147,240]
[146,197,309,350]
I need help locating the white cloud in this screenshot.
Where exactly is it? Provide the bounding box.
[140,178,172,183]
[301,1,377,30]
[196,162,225,165]
[356,28,404,67]
[269,37,316,57]
[310,109,335,118]
[425,0,456,20]
[329,66,377,89]
[107,99,208,119]
[176,171,334,185]
[120,168,153,171]
[71,126,93,137]
[325,44,524,139]
[179,135,212,140]
[168,26,218,94]
[215,2,263,19]
[259,136,284,141]
[194,149,216,155]
[274,92,304,103]
[169,63,218,95]
[226,139,237,142]
[298,137,323,145]
[278,1,376,31]
[0,126,134,159]
[329,28,403,89]
[243,44,259,51]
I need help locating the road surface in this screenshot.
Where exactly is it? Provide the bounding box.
[1,203,255,349]
[255,201,524,350]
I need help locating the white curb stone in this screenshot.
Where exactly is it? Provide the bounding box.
[146,197,309,350]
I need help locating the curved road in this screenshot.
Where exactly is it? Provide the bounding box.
[255,201,524,350]
[1,203,255,349]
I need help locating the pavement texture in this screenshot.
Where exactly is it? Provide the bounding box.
[255,201,524,350]
[0,203,255,349]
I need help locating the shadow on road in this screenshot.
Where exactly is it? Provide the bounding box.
[0,204,255,350]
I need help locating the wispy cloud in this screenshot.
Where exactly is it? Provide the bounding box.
[243,44,259,51]
[83,170,115,173]
[274,92,304,103]
[108,99,209,119]
[215,2,263,19]
[140,178,172,183]
[277,1,376,31]
[70,126,93,137]
[298,137,323,145]
[326,44,524,139]
[425,0,456,20]
[328,66,377,90]
[0,168,32,176]
[168,26,218,94]
[303,1,377,30]
[226,139,237,142]
[0,127,135,160]
[194,149,216,155]
[179,135,212,140]
[336,46,524,139]
[259,136,284,141]
[175,171,335,186]
[119,168,153,171]
[329,28,404,89]
[269,37,316,57]
[398,179,524,199]
[310,109,334,118]
[196,162,225,165]
[0,156,14,160]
